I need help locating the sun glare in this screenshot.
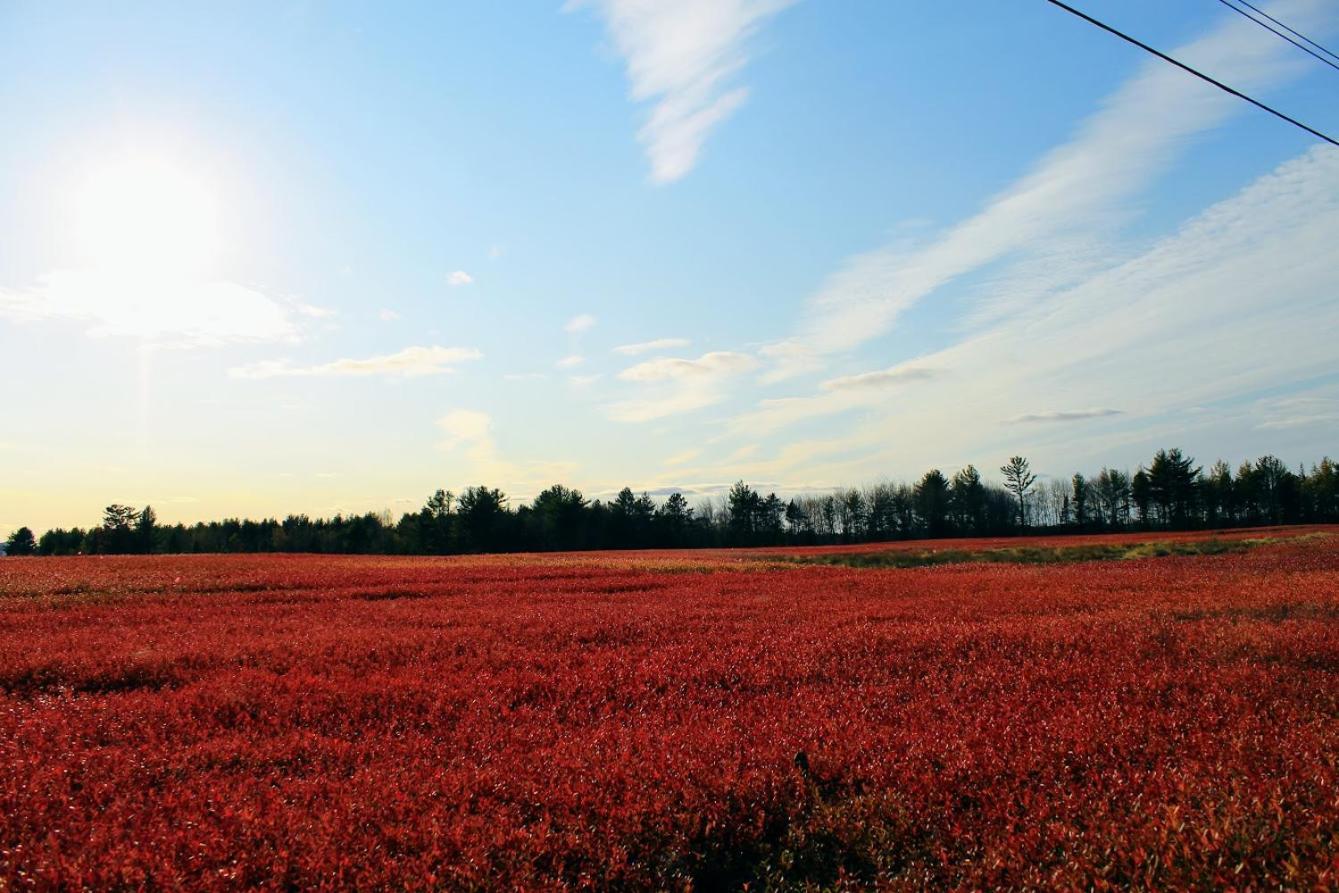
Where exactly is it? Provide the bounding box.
[68,157,221,280]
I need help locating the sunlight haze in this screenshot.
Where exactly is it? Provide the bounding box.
[2,0,1337,533]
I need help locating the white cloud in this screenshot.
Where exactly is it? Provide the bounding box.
[572,0,795,182]
[640,434,885,495]
[792,0,1333,358]
[664,448,701,466]
[437,408,578,493]
[728,390,872,439]
[378,308,401,321]
[1254,390,1339,431]
[729,145,1339,478]
[757,339,823,383]
[565,313,597,333]
[229,345,482,379]
[609,350,759,421]
[960,233,1121,330]
[606,388,727,423]
[723,435,881,482]
[821,363,938,393]
[437,409,493,449]
[618,350,757,382]
[448,270,474,287]
[1255,415,1338,431]
[1007,408,1123,424]
[0,270,327,346]
[556,354,586,369]
[612,337,691,355]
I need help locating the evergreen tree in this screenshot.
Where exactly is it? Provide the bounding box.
[98,504,140,554]
[1201,460,1233,527]
[950,465,987,534]
[726,481,761,544]
[4,527,37,556]
[779,498,802,539]
[136,506,158,554]
[657,492,692,545]
[1147,449,1200,528]
[1131,468,1152,527]
[914,469,951,537]
[455,486,507,553]
[532,484,588,551]
[1095,468,1130,529]
[1304,458,1338,522]
[1071,474,1089,529]
[1000,457,1037,528]
[838,489,867,542]
[759,493,785,543]
[1251,455,1293,525]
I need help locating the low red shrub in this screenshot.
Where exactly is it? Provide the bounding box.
[1,531,1336,888]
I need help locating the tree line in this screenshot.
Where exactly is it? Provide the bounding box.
[5,449,1337,557]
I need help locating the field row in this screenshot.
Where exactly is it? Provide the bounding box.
[1,529,1336,889]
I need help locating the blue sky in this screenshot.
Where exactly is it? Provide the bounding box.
[2,0,1337,531]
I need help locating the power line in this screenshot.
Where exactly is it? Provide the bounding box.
[1213,0,1339,74]
[1044,0,1338,147]
[1229,0,1339,64]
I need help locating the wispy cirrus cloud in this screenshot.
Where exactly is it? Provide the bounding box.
[663,448,701,466]
[757,339,822,383]
[1254,390,1339,431]
[0,271,329,346]
[778,0,1333,367]
[565,313,597,334]
[609,350,758,421]
[438,408,577,496]
[230,345,482,379]
[733,145,1339,479]
[725,363,937,436]
[821,364,938,393]
[606,389,726,423]
[571,0,795,183]
[612,337,690,355]
[726,363,938,437]
[618,350,757,382]
[728,391,870,439]
[1007,408,1123,424]
[437,408,494,450]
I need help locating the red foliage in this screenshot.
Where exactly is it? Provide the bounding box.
[1,531,1337,889]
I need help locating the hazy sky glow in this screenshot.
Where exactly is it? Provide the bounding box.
[2,0,1337,532]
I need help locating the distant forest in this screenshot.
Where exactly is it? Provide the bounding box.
[5,449,1338,557]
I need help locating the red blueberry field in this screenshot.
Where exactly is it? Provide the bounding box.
[2,529,1337,890]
